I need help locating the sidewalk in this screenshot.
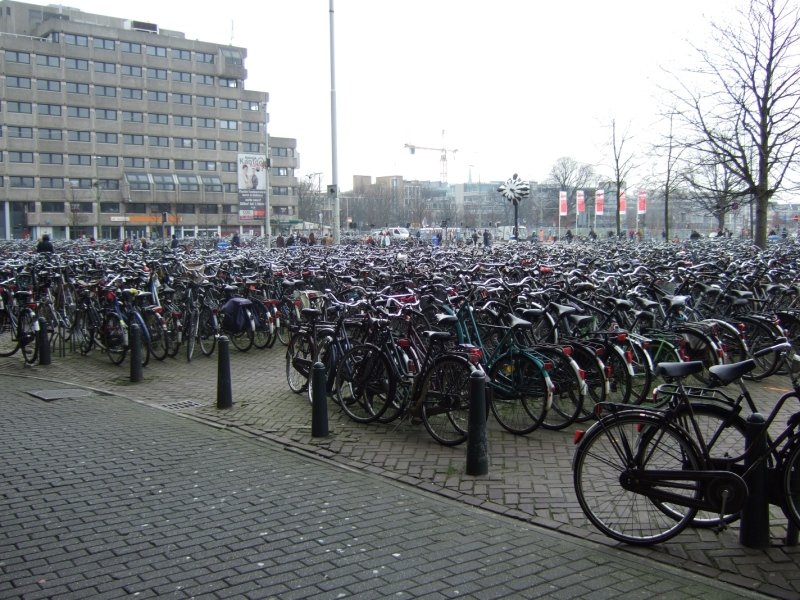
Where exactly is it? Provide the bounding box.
[1,343,798,598]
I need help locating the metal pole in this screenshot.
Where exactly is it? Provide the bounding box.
[217,336,233,409]
[740,412,769,548]
[330,0,341,245]
[129,323,143,383]
[466,371,488,476]
[311,362,329,437]
[263,97,272,247]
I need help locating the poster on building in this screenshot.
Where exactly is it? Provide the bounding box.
[595,190,604,215]
[637,190,647,215]
[237,153,267,221]
[559,191,568,216]
[576,190,585,213]
[619,190,627,214]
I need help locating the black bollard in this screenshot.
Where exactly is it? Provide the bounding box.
[311,361,329,437]
[129,322,143,382]
[740,412,769,549]
[466,371,489,476]
[37,317,51,366]
[216,336,233,409]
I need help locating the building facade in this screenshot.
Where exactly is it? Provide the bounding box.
[0,0,299,241]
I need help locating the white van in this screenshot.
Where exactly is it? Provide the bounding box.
[391,227,410,240]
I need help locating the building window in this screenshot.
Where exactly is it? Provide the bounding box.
[125,173,150,190]
[242,142,260,153]
[221,161,237,172]
[10,151,34,163]
[201,176,223,192]
[123,88,144,100]
[94,61,116,74]
[66,82,89,94]
[67,106,90,118]
[37,54,60,67]
[152,174,175,190]
[68,130,91,142]
[197,95,215,107]
[219,77,239,88]
[174,93,192,105]
[177,204,196,214]
[37,80,60,94]
[272,186,290,196]
[95,155,118,167]
[219,120,237,130]
[177,175,200,191]
[175,159,193,170]
[197,52,215,64]
[125,203,147,214]
[175,137,192,148]
[199,203,218,214]
[121,41,141,54]
[223,183,237,193]
[220,98,237,109]
[198,139,216,150]
[99,179,119,190]
[97,132,118,144]
[274,167,291,176]
[242,121,260,132]
[172,48,191,60]
[65,58,89,70]
[9,176,34,188]
[65,34,88,46]
[124,157,145,168]
[95,85,116,97]
[39,128,62,140]
[175,115,192,127]
[221,48,243,65]
[40,177,64,189]
[41,201,65,212]
[199,161,216,171]
[122,111,144,123]
[149,113,168,125]
[146,45,167,57]
[9,126,33,138]
[272,147,294,157]
[8,76,31,88]
[221,141,238,152]
[9,101,32,114]
[198,117,214,128]
[149,136,169,147]
[150,158,169,169]
[96,108,117,120]
[146,90,166,102]
[68,154,91,166]
[123,134,144,145]
[40,153,63,164]
[121,65,142,77]
[6,50,30,63]
[147,68,167,80]
[247,101,261,111]
[93,37,115,50]
[100,202,120,213]
[222,202,238,212]
[172,71,191,83]
[197,74,213,85]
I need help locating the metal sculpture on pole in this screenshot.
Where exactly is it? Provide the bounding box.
[498,173,530,241]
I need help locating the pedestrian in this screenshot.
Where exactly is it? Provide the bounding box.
[565,229,573,243]
[690,230,701,240]
[382,231,391,247]
[232,233,241,247]
[36,234,54,253]
[286,233,295,247]
[171,234,179,249]
[140,237,148,250]
[308,231,316,246]
[483,228,491,247]
[122,238,132,252]
[276,233,286,248]
[472,230,479,246]
[588,229,597,241]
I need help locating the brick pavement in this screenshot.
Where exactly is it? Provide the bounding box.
[1,341,799,598]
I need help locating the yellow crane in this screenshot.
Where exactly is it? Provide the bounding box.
[404,131,458,183]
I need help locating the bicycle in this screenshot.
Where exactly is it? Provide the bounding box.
[0,277,40,365]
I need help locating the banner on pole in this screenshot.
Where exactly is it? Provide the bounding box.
[577,190,585,214]
[595,190,604,215]
[619,190,627,214]
[637,190,647,215]
[559,191,568,216]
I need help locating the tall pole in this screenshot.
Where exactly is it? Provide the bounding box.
[329,0,340,244]
[264,97,272,246]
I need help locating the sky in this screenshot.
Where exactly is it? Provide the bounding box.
[54,0,741,190]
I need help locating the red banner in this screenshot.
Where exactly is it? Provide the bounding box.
[637,190,647,215]
[559,191,568,216]
[619,190,627,214]
[577,190,585,214]
[595,190,604,215]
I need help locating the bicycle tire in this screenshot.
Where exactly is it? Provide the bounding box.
[103,313,128,365]
[145,311,168,361]
[286,331,314,393]
[19,310,38,365]
[625,338,653,405]
[570,343,607,422]
[251,302,272,350]
[573,412,702,545]
[604,346,633,404]
[0,309,20,357]
[185,310,198,362]
[674,327,722,385]
[197,306,218,357]
[163,311,182,358]
[738,317,780,380]
[419,354,473,446]
[335,343,394,423]
[537,347,584,430]
[488,351,552,435]
[307,333,334,406]
[781,437,800,532]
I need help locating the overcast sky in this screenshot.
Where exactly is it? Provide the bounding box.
[60,0,741,189]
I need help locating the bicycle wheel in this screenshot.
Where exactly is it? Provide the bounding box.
[185,309,198,362]
[286,331,314,393]
[145,311,168,361]
[625,338,653,405]
[739,317,780,380]
[488,352,552,435]
[335,344,394,423]
[781,436,800,532]
[163,310,182,358]
[229,310,255,352]
[604,346,633,404]
[307,333,334,406]
[675,327,721,385]
[419,355,473,446]
[571,343,607,422]
[102,313,127,365]
[537,347,584,430]
[197,306,218,357]
[251,302,273,350]
[0,309,20,357]
[19,310,38,365]
[573,412,702,545]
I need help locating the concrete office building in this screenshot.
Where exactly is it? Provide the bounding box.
[0,0,299,241]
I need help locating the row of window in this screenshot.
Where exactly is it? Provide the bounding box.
[12,37,228,65]
[0,175,292,195]
[38,201,236,215]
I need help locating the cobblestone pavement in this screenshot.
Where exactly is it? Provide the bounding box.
[2,340,799,598]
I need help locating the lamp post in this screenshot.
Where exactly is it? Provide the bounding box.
[263,99,271,247]
[497,173,530,241]
[93,155,102,239]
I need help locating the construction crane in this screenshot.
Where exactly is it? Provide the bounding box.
[404,130,458,183]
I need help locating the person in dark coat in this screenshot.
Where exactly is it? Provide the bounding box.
[36,234,54,253]
[171,234,179,249]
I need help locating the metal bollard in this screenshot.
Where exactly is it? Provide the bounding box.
[311,362,329,437]
[217,336,233,409]
[740,412,769,549]
[37,317,51,366]
[466,371,489,476]
[129,323,143,382]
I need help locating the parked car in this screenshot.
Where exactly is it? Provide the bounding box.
[391,227,410,240]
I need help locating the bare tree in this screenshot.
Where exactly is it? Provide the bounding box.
[547,157,595,215]
[651,112,688,240]
[674,0,800,248]
[683,159,741,232]
[608,119,638,235]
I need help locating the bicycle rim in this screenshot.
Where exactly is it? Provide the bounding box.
[420,356,472,446]
[335,344,394,423]
[489,352,551,435]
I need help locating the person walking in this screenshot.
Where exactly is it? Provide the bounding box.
[36,234,54,253]
[171,234,179,249]
[483,229,491,247]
